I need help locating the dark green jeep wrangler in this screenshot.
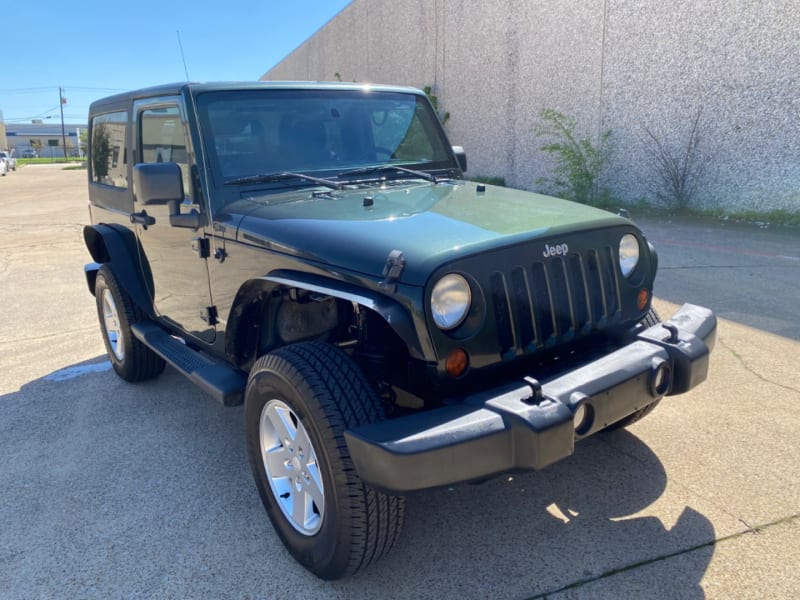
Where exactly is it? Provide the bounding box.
[83,82,716,579]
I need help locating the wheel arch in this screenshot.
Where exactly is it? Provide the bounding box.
[224,269,432,370]
[83,223,155,319]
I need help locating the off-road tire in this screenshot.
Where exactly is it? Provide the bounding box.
[604,308,662,430]
[94,265,166,382]
[244,341,405,580]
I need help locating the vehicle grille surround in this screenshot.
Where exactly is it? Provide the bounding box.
[488,246,622,360]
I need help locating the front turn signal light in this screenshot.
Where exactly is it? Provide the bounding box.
[445,348,469,378]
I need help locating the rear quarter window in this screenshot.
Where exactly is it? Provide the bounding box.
[90,111,128,189]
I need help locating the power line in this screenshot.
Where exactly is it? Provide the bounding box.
[0,86,125,93]
[0,86,59,94]
[3,107,62,122]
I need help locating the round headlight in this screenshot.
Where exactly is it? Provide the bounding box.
[431,274,471,330]
[619,234,640,278]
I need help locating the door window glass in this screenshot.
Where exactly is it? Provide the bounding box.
[140,106,191,199]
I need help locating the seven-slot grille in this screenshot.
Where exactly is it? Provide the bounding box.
[490,247,622,360]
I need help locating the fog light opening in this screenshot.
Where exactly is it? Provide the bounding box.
[573,401,594,435]
[650,360,672,398]
[445,348,469,378]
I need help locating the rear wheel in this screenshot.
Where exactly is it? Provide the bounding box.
[94,265,165,382]
[244,342,405,580]
[604,308,662,430]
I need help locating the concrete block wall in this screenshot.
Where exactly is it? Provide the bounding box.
[264,0,800,213]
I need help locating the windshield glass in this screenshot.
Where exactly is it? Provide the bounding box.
[196,89,456,183]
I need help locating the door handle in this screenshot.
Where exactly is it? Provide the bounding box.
[130,210,156,227]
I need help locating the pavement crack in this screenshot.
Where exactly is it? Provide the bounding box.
[598,435,761,538]
[0,326,99,346]
[719,336,800,395]
[531,514,800,599]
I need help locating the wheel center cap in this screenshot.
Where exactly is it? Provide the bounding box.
[291,457,303,472]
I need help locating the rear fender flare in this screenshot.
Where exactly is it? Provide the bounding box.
[83,224,155,319]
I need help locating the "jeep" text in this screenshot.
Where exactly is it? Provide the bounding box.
[543,243,569,258]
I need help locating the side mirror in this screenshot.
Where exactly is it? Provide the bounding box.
[133,162,203,230]
[134,162,184,205]
[452,146,467,172]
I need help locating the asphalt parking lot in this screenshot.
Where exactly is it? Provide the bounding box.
[1,165,798,599]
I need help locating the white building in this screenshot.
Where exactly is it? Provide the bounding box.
[264,0,800,213]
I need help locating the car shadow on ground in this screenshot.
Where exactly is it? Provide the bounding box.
[1,357,714,599]
[345,433,715,599]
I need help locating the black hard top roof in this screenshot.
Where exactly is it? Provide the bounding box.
[89,81,423,113]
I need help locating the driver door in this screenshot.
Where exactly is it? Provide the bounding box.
[132,98,215,343]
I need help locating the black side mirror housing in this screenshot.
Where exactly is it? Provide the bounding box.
[133,162,184,205]
[133,162,203,229]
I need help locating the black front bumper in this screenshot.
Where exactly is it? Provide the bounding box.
[344,304,716,493]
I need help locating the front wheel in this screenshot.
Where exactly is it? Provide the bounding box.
[244,342,405,580]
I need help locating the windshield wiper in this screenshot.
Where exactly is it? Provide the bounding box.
[225,171,342,190]
[336,164,438,183]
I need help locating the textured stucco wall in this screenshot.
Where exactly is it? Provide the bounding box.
[264,0,800,212]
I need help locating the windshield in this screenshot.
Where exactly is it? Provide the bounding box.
[196,89,457,183]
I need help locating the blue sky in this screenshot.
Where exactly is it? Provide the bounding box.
[0,0,351,125]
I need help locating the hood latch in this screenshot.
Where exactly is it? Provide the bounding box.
[379,250,406,293]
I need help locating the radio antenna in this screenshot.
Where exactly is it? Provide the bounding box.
[176,30,190,81]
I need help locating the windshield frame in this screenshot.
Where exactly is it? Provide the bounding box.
[194,87,461,191]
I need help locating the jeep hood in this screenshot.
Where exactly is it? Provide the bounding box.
[233,181,628,286]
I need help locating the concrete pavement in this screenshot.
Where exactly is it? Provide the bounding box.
[1,166,798,598]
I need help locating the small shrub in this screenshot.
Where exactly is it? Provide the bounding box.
[533,109,612,206]
[642,108,706,212]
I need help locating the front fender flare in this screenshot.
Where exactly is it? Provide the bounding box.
[225,269,434,366]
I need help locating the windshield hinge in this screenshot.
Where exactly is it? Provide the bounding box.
[201,305,219,326]
[379,250,405,294]
[192,237,210,259]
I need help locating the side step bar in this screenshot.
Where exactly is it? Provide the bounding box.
[131,321,246,406]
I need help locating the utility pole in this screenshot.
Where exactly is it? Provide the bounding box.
[59,87,67,160]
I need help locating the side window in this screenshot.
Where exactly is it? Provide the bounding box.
[140,106,191,200]
[90,111,128,188]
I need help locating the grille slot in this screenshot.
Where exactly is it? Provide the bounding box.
[601,246,620,317]
[510,267,535,350]
[586,251,605,323]
[489,247,621,359]
[566,254,589,333]
[530,262,553,344]
[490,272,515,360]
